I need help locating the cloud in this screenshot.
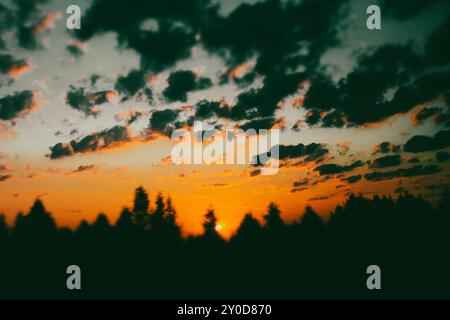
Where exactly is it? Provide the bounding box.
[32,11,61,35]
[372,142,401,155]
[0,54,32,78]
[303,43,438,127]
[148,109,180,135]
[0,174,12,182]
[49,125,132,159]
[0,162,12,182]
[314,160,364,175]
[0,90,37,121]
[436,151,450,162]
[369,155,402,169]
[114,110,148,125]
[66,40,86,58]
[194,100,230,120]
[73,0,351,126]
[337,141,351,156]
[364,165,441,182]
[403,130,450,153]
[163,70,212,103]
[66,86,116,116]
[293,178,309,187]
[425,14,450,66]
[413,106,442,124]
[382,0,446,20]
[115,69,151,102]
[201,0,348,75]
[291,187,308,193]
[413,106,450,127]
[341,174,362,184]
[249,169,261,177]
[0,122,18,139]
[308,195,331,201]
[279,143,328,162]
[239,117,283,131]
[68,164,99,174]
[75,0,205,71]
[0,0,60,51]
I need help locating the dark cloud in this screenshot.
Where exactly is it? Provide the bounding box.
[403,130,450,153]
[0,54,29,76]
[435,112,450,127]
[276,143,328,162]
[0,3,14,49]
[413,106,443,125]
[148,109,180,135]
[49,125,131,159]
[228,72,307,121]
[75,0,350,125]
[372,141,401,155]
[364,165,441,182]
[436,151,450,162]
[0,0,54,50]
[66,43,83,58]
[303,43,440,127]
[413,106,450,127]
[163,70,212,103]
[425,183,449,191]
[75,0,209,71]
[239,117,282,131]
[314,160,363,175]
[0,163,11,182]
[341,174,361,184]
[66,86,115,116]
[115,69,150,102]
[370,155,402,169]
[194,100,230,120]
[249,169,261,177]
[0,174,12,182]
[201,0,349,74]
[408,157,420,164]
[291,187,308,193]
[69,164,98,174]
[293,178,309,187]
[425,14,450,66]
[0,90,35,121]
[308,195,331,201]
[382,0,447,20]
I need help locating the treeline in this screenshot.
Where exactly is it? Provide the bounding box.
[0,186,449,299]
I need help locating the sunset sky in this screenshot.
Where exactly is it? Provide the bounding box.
[1,0,449,237]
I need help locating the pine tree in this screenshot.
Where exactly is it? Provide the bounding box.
[263,202,284,231]
[132,186,150,228]
[203,208,218,235]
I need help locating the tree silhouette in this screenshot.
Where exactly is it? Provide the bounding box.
[132,186,150,228]
[92,213,112,237]
[0,214,8,241]
[150,192,165,229]
[233,212,262,243]
[115,207,134,235]
[12,199,57,241]
[164,197,177,225]
[263,202,284,231]
[0,187,449,299]
[299,206,325,233]
[202,208,218,235]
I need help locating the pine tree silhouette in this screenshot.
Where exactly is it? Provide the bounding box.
[132,186,150,228]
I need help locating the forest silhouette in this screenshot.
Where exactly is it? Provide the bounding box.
[0,186,449,299]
